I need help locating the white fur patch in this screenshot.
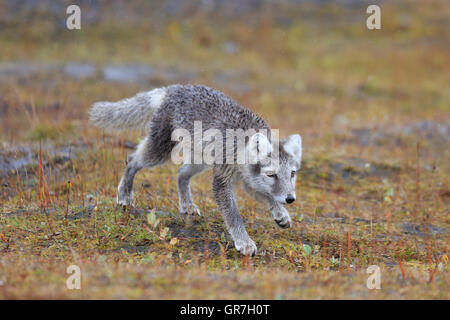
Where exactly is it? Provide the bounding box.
[117,185,132,205]
[283,134,302,161]
[90,86,167,131]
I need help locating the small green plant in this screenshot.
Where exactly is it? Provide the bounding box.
[330,257,340,268]
[147,210,160,229]
[302,243,312,257]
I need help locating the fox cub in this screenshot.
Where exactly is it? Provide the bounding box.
[90,84,302,255]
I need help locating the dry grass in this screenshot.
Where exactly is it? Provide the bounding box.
[0,0,448,299]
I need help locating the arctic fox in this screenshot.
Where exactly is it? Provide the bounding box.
[90,84,302,256]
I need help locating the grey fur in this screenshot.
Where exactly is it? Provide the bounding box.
[90,84,302,256]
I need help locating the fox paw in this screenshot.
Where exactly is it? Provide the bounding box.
[179,203,201,216]
[234,238,257,256]
[117,194,133,209]
[271,206,292,229]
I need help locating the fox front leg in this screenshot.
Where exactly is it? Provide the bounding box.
[212,168,257,256]
[248,189,292,229]
[260,193,292,228]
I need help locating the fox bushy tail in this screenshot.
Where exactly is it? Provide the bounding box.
[89,87,167,130]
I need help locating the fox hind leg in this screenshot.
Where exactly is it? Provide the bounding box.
[117,157,143,207]
[117,135,173,207]
[117,137,149,207]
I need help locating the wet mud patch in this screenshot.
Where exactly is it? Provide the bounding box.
[400,223,449,238]
[0,142,88,176]
[313,211,449,240]
[166,218,223,255]
[0,141,93,201]
[335,121,449,149]
[330,157,401,181]
[0,62,198,86]
[302,156,401,186]
[99,207,222,255]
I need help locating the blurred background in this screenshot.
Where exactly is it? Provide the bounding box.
[1,0,448,143]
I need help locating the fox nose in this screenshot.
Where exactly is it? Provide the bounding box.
[285,195,295,204]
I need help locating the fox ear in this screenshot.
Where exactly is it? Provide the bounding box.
[247,133,272,164]
[283,134,302,162]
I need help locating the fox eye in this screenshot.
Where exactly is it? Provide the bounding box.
[266,172,277,178]
[291,171,296,177]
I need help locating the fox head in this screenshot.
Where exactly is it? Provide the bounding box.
[241,133,302,206]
